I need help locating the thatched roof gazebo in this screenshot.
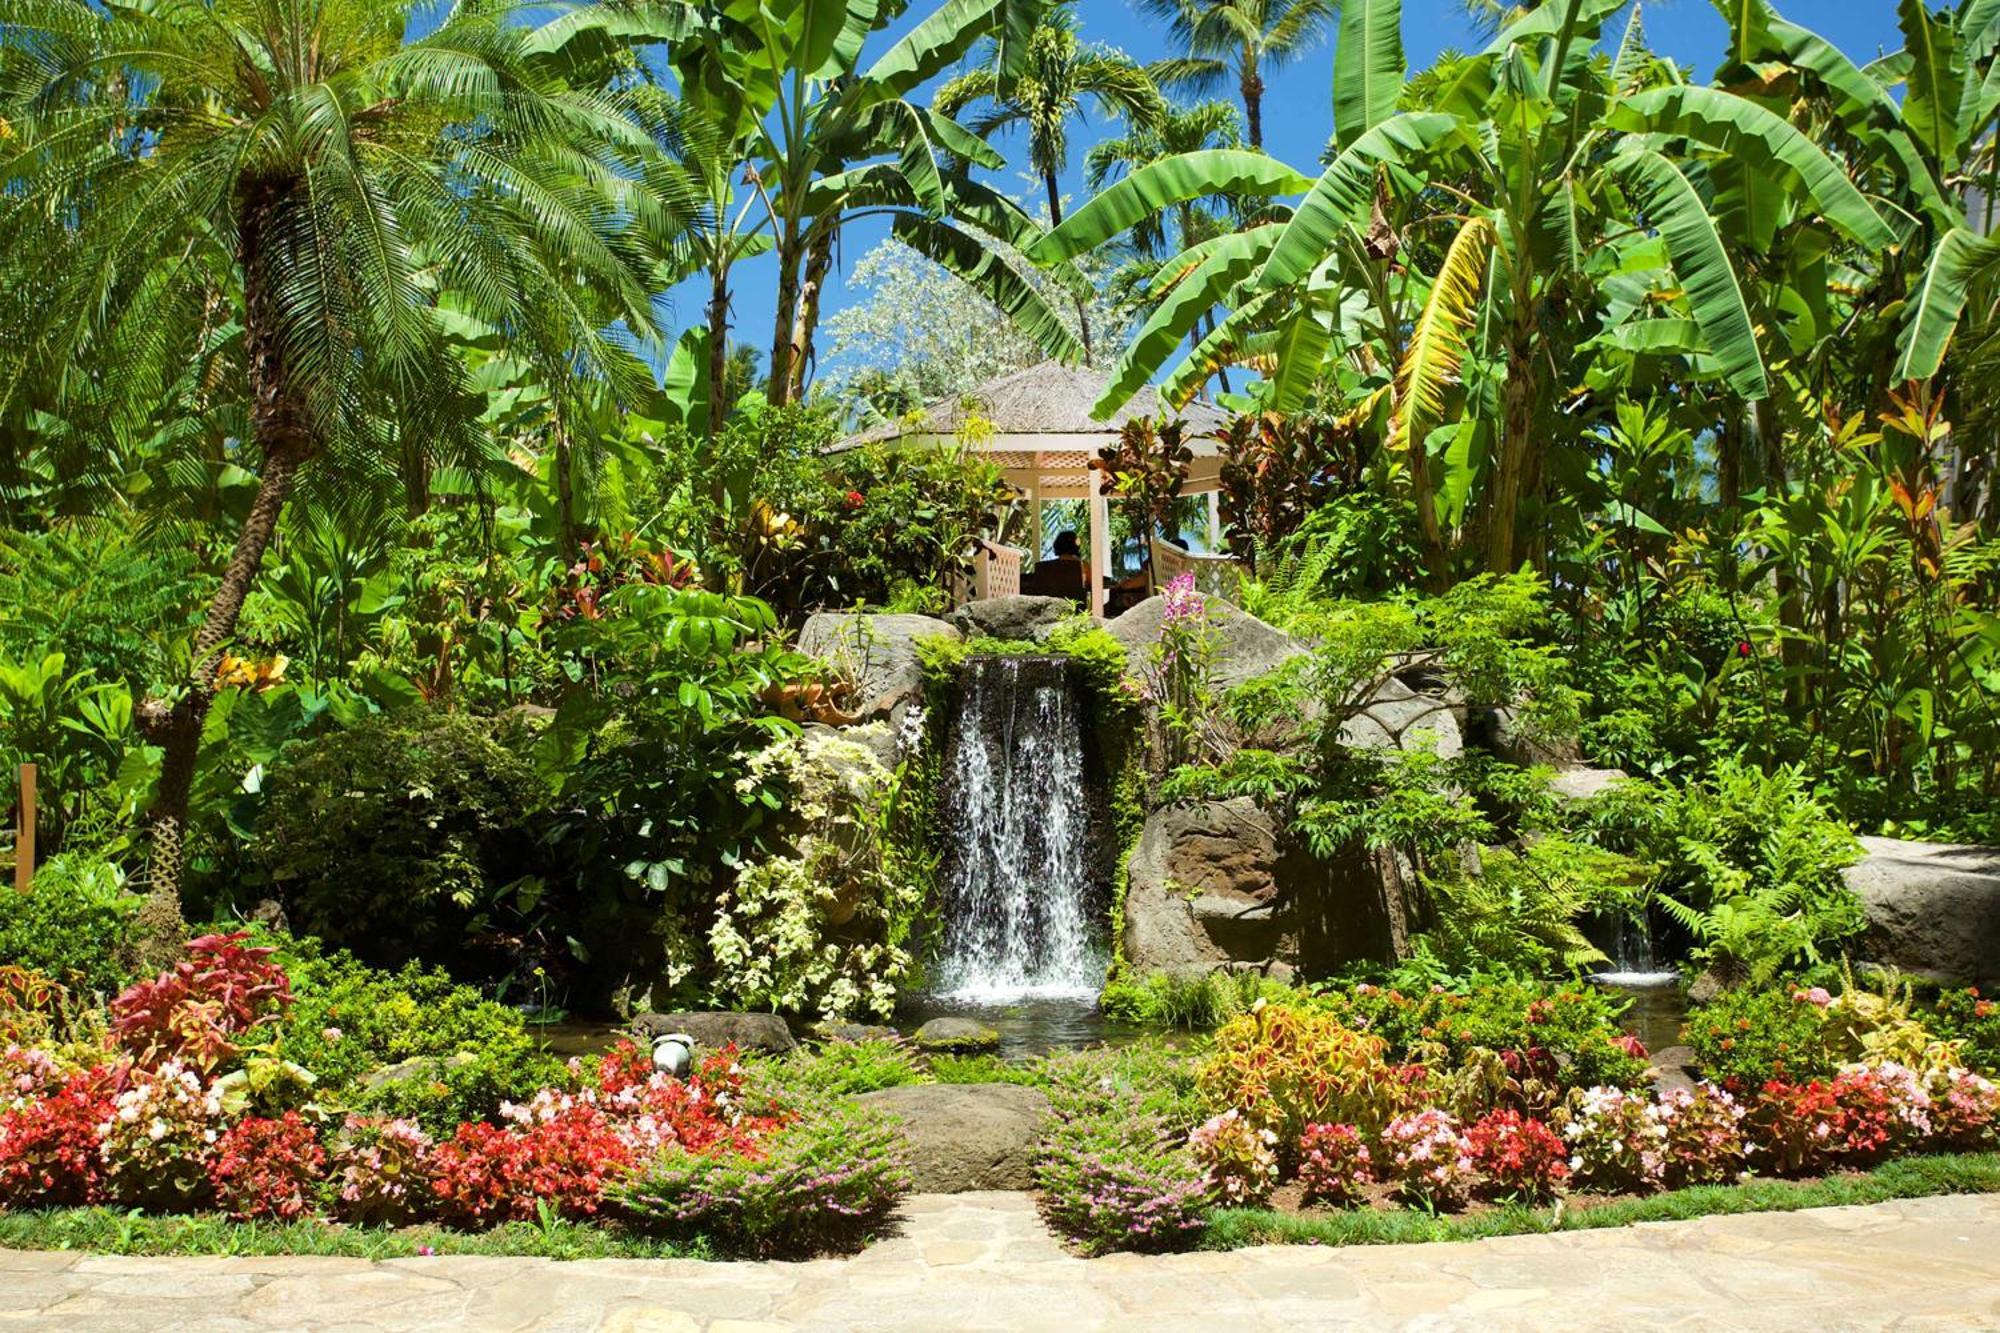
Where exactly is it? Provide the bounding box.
[833,362,1235,617]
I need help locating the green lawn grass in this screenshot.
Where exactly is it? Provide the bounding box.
[0,1207,710,1261]
[1202,1152,2000,1250]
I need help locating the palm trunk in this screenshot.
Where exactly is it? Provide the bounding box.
[769,219,802,407]
[1241,52,1264,150]
[706,260,731,432]
[1486,301,1536,574]
[1046,169,1095,364]
[141,182,315,963]
[788,226,836,401]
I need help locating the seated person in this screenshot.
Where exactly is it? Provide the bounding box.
[1022,529,1088,601]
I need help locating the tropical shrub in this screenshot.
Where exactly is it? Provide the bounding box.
[1465,1110,1568,1201]
[1296,1122,1373,1207]
[1684,987,1838,1091]
[252,711,549,970]
[1328,978,1649,1103]
[1199,1004,1411,1148]
[1380,1109,1475,1208]
[268,936,562,1133]
[0,855,137,995]
[615,1102,908,1257]
[208,1113,326,1221]
[707,730,923,1020]
[1188,1109,1278,1207]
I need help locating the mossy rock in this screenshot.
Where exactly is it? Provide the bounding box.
[913,1017,1000,1053]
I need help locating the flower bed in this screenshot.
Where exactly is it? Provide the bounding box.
[1029,994,2000,1255]
[0,936,906,1257]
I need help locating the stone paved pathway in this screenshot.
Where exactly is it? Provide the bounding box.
[4,1191,1998,1332]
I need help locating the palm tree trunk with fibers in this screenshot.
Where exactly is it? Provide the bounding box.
[140,180,316,964]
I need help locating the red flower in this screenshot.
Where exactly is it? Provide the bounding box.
[843,490,866,510]
[1735,640,1753,657]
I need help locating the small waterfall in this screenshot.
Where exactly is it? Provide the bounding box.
[1589,911,1679,986]
[933,656,1104,1000]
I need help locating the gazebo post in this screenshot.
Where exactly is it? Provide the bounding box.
[1089,468,1112,620]
[1206,489,1222,553]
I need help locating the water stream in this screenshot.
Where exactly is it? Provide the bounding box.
[929,655,1107,1003]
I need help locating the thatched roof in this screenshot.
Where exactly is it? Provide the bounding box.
[835,361,1232,450]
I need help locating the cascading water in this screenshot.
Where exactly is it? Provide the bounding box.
[932,655,1105,1001]
[1588,911,1679,987]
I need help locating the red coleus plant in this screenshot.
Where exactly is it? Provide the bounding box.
[1466,1109,1569,1201]
[111,933,291,1074]
[210,1112,327,1221]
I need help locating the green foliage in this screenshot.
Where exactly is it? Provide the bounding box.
[268,935,537,1083]
[1587,761,1865,983]
[756,1039,927,1100]
[1682,987,1840,1090]
[0,854,137,994]
[1323,976,1650,1097]
[1099,969,1299,1031]
[1418,837,1651,977]
[1930,989,2000,1076]
[252,711,549,971]
[646,406,1014,614]
[1041,1040,1207,1130]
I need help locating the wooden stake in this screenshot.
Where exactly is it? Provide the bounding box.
[14,763,34,894]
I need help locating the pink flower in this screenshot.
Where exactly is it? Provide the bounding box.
[1791,987,1833,1008]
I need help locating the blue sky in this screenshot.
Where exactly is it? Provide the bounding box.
[669,0,1909,386]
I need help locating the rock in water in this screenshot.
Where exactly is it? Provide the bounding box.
[1845,837,2000,987]
[912,1017,1000,1052]
[856,1083,1050,1192]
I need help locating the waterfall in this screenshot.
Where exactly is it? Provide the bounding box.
[933,656,1104,1001]
[1589,911,1678,986]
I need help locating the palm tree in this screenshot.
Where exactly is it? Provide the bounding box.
[0,0,669,944]
[937,2,1165,358]
[1139,0,1338,149]
[937,4,1166,228]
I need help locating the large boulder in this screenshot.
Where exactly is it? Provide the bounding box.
[1339,675,1463,758]
[1122,797,1304,976]
[630,1011,797,1055]
[1104,595,1308,692]
[1845,837,2000,987]
[1548,766,1633,803]
[797,612,960,722]
[946,595,1076,643]
[856,1083,1050,1192]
